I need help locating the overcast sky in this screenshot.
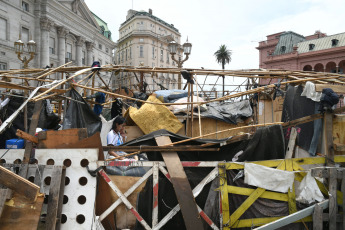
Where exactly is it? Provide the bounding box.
[84,0,345,90]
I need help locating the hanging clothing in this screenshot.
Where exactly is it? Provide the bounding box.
[93,92,106,116]
[111,98,123,119]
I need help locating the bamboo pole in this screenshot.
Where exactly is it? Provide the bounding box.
[31,67,92,101]
[195,75,202,136]
[105,122,283,161]
[36,61,72,79]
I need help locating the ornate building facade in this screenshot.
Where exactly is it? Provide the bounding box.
[115,9,183,91]
[0,0,115,84]
[257,31,345,72]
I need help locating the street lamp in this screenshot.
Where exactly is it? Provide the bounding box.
[168,38,192,89]
[14,38,37,68]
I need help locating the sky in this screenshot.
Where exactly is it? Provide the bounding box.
[84,0,345,90]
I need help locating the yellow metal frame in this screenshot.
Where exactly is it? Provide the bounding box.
[219,155,345,229]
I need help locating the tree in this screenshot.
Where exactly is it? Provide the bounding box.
[214,44,232,70]
[214,44,232,96]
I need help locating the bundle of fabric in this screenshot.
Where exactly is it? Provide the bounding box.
[169,96,207,114]
[129,95,183,134]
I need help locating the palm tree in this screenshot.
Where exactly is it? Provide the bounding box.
[214,45,232,96]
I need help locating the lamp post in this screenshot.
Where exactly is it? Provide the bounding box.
[168,38,192,89]
[14,38,37,69]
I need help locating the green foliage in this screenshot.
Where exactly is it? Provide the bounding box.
[214,45,232,70]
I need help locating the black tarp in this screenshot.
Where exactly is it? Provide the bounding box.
[281,85,316,151]
[0,96,60,148]
[62,89,102,137]
[126,126,285,229]
[201,100,253,124]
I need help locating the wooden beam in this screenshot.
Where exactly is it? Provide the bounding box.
[23,100,43,163]
[0,165,40,202]
[315,84,345,94]
[102,145,219,152]
[285,127,297,159]
[16,129,38,144]
[155,136,204,230]
[323,111,334,166]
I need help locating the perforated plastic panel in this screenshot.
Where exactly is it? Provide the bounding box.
[34,148,98,229]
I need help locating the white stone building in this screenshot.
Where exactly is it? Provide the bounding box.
[0,0,115,84]
[115,9,183,91]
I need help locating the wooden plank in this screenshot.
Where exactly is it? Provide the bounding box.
[0,192,44,230]
[315,84,345,94]
[37,128,88,149]
[313,203,323,230]
[155,136,204,230]
[102,145,219,152]
[323,111,334,166]
[23,100,43,163]
[227,185,288,201]
[286,159,297,214]
[285,127,297,159]
[0,165,40,202]
[219,163,230,229]
[0,189,9,218]
[230,188,266,225]
[16,129,38,144]
[334,143,345,152]
[329,168,337,230]
[46,166,65,230]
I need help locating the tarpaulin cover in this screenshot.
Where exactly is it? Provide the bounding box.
[282,85,316,151]
[200,100,253,124]
[63,89,101,137]
[129,125,285,229]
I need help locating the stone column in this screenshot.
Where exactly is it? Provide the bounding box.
[86,41,95,66]
[76,36,85,66]
[57,26,69,66]
[40,17,54,68]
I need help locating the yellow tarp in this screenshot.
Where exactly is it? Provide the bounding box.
[129,95,183,134]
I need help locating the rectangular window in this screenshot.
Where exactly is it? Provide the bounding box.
[106,48,109,53]
[49,37,55,54]
[167,52,169,63]
[66,43,72,62]
[99,43,102,50]
[118,54,120,64]
[121,51,124,62]
[126,49,128,61]
[139,45,144,57]
[152,46,154,59]
[160,49,163,61]
[82,51,85,65]
[0,62,7,70]
[22,1,29,12]
[129,47,132,59]
[139,38,144,43]
[0,18,6,40]
[22,27,29,43]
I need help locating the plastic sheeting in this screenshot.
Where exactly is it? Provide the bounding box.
[63,89,102,137]
[301,81,322,102]
[296,171,324,204]
[244,163,295,193]
[201,100,253,124]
